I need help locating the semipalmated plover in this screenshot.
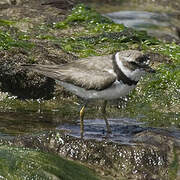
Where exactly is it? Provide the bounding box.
[22,50,155,138]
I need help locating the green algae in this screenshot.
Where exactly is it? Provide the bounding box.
[54,4,113,29]
[53,4,163,57]
[0,145,99,180]
[0,18,33,50]
[58,29,156,58]
[0,29,33,50]
[127,42,180,121]
[0,19,15,26]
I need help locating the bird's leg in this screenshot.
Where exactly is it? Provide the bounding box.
[101,100,112,134]
[80,104,86,139]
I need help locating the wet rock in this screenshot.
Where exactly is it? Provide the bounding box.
[0,49,55,99]
[1,128,179,179]
[0,39,77,99]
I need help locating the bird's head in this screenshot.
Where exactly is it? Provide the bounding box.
[115,50,155,81]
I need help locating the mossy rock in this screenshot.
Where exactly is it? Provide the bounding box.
[0,145,99,180]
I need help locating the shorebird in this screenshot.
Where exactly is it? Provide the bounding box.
[22,50,155,138]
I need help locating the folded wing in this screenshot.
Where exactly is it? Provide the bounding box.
[22,55,116,90]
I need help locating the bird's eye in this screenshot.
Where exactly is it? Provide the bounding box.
[136,55,148,63]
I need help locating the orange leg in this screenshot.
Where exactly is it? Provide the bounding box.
[80,105,86,139]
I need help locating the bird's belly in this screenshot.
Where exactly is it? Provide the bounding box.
[56,80,136,100]
[93,83,135,100]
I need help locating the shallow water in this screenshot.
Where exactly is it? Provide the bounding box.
[104,10,179,40]
[0,111,60,136]
[0,106,179,142]
[57,118,145,143]
[57,117,180,144]
[106,11,170,28]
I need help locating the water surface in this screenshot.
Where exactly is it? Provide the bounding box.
[105,10,179,40]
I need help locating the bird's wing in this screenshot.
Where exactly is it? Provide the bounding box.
[23,54,117,90]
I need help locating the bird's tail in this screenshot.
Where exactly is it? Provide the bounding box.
[21,64,63,80]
